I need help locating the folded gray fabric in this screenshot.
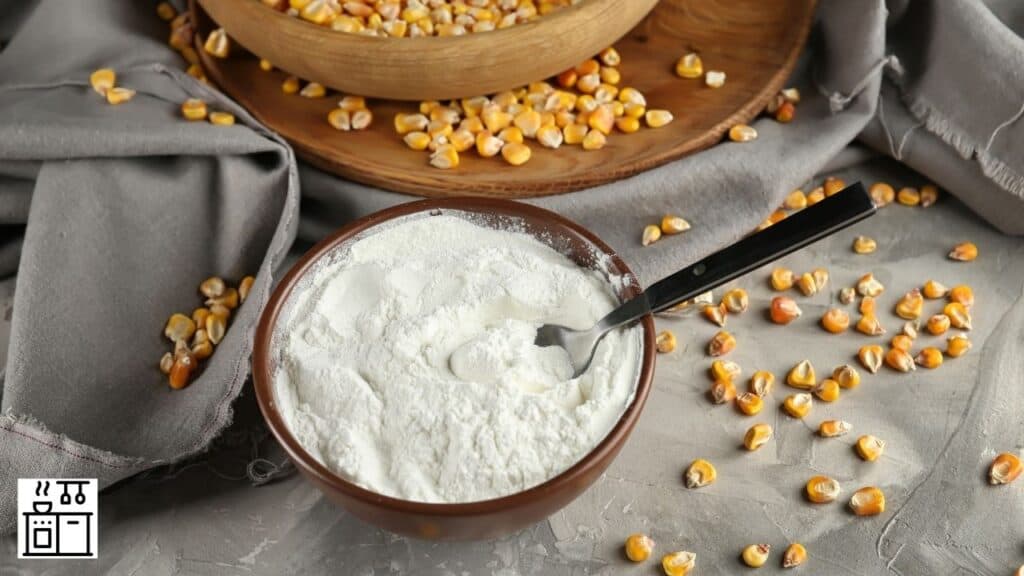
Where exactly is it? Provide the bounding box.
[0,0,1022,540]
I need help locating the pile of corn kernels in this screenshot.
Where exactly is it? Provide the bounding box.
[261,0,581,37]
[630,178,1021,574]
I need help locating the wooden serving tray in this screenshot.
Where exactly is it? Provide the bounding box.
[193,0,815,198]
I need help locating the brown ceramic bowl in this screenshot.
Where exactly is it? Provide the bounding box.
[252,198,655,540]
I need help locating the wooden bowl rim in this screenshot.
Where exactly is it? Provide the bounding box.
[252,198,656,517]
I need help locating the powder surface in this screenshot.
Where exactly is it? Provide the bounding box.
[274,214,642,503]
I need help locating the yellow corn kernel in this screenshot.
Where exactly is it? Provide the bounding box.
[885,347,915,372]
[858,344,884,374]
[902,320,919,338]
[728,124,757,142]
[599,66,621,86]
[710,359,741,382]
[707,330,736,357]
[949,241,978,262]
[948,284,974,307]
[855,435,885,461]
[258,58,274,72]
[448,128,474,152]
[944,302,972,330]
[427,120,454,139]
[821,308,850,334]
[588,104,615,135]
[328,108,352,131]
[947,334,971,358]
[191,308,211,333]
[209,111,235,126]
[164,313,197,343]
[168,351,195,389]
[923,314,950,336]
[897,186,921,206]
[237,275,254,303]
[576,73,600,94]
[645,109,674,128]
[512,109,542,138]
[920,184,939,207]
[575,58,600,76]
[105,87,136,105]
[625,533,655,563]
[599,46,621,67]
[709,379,736,404]
[830,365,859,390]
[770,267,794,291]
[181,98,207,121]
[814,269,831,292]
[661,551,697,576]
[805,475,840,503]
[192,338,214,361]
[736,392,763,416]
[743,423,773,451]
[501,141,531,166]
[331,14,364,33]
[159,351,174,374]
[806,187,825,206]
[205,312,226,344]
[460,116,485,133]
[894,289,924,320]
[868,182,895,206]
[856,313,885,335]
[749,370,775,397]
[556,69,578,89]
[922,280,948,299]
[989,452,1022,485]
[783,393,813,418]
[156,1,177,20]
[336,95,366,112]
[498,126,524,144]
[535,124,563,149]
[394,113,429,135]
[656,330,677,354]
[915,347,943,369]
[856,273,885,297]
[849,486,885,516]
[400,131,428,150]
[781,190,807,211]
[768,296,801,325]
[563,123,588,145]
[89,68,116,96]
[852,235,876,254]
[775,101,796,123]
[705,69,726,87]
[742,544,771,568]
[814,378,840,402]
[684,459,716,489]
[474,131,503,157]
[675,52,703,78]
[624,103,646,120]
[282,76,300,94]
[641,224,662,247]
[582,129,607,150]
[419,100,441,115]
[186,63,206,81]
[783,543,807,569]
[199,276,225,298]
[481,108,512,133]
[822,176,845,197]
[795,272,816,296]
[203,27,230,58]
[702,302,727,327]
[819,419,852,438]
[767,209,787,226]
[718,289,747,315]
[784,360,815,390]
[859,296,876,316]
[890,334,913,352]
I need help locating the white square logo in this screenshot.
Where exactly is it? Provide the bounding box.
[17,479,98,559]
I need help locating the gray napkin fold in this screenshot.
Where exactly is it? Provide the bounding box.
[0,0,1022,537]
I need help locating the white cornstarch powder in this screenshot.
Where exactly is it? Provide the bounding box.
[274,214,642,503]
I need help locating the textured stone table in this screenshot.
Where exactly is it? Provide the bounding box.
[3,159,1023,575]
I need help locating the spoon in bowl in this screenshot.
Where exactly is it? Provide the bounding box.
[535,183,876,377]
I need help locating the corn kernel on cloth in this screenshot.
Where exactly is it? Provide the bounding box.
[2,0,1024,574]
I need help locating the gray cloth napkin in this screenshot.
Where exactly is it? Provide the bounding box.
[0,0,1021,538]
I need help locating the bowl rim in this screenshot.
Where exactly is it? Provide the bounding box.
[252,197,655,517]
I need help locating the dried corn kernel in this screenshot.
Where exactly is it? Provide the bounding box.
[581,129,607,150]
[770,296,802,325]
[896,186,920,206]
[926,314,950,335]
[736,392,764,416]
[300,82,326,98]
[885,347,915,372]
[709,379,736,404]
[728,124,757,142]
[770,267,794,291]
[207,287,239,310]
[786,360,815,390]
[783,543,807,569]
[948,242,978,262]
[563,123,588,145]
[831,365,859,389]
[796,272,817,296]
[258,58,273,71]
[819,419,852,438]
[839,286,856,305]
[615,116,640,134]
[105,87,136,105]
[203,28,230,58]
[599,47,621,67]
[742,544,771,568]
[192,339,213,360]
[814,378,840,402]
[859,296,876,315]
[159,351,174,374]
[238,276,255,303]
[856,273,885,297]
[823,177,845,197]
[944,302,972,330]
[168,352,195,389]
[642,224,662,247]
[743,423,773,451]
[948,285,974,307]
[536,124,563,148]
[430,143,460,169]
[403,131,430,150]
[890,334,913,352]
[783,190,807,210]
[849,487,885,516]
[199,277,225,298]
[89,68,116,96]
[856,314,886,336]
[282,76,300,94]
[209,303,231,320]
[858,344,884,373]
[783,393,813,418]
[394,112,429,134]
[181,98,207,121]
[895,289,924,320]
[853,235,876,254]
[705,70,726,88]
[206,313,226,345]
[350,107,372,130]
[675,53,703,78]
[749,370,775,397]
[915,347,943,369]
[660,214,691,235]
[645,109,674,128]
[164,313,196,342]
[708,330,736,357]
[684,459,716,489]
[868,182,895,207]
[989,453,1022,485]
[922,280,948,299]
[501,141,531,166]
[812,268,829,290]
[702,302,727,327]
[662,551,696,576]
[821,308,850,333]
[209,111,235,126]
[856,435,885,461]
[775,101,795,123]
[716,291,748,316]
[656,330,677,354]
[806,475,840,503]
[710,359,741,382]
[902,320,919,339]
[474,131,502,157]
[625,533,655,562]
[947,334,971,357]
[920,184,939,207]
[807,187,825,205]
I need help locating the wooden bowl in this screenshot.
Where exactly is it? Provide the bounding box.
[252,198,656,540]
[196,0,659,101]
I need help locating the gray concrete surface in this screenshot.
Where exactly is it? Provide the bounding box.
[2,159,1023,574]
